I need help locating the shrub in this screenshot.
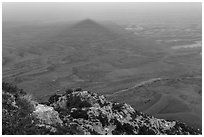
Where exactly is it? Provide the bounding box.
[65,88,74,94]
[75,87,82,92]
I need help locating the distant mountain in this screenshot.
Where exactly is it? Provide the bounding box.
[2,82,201,135]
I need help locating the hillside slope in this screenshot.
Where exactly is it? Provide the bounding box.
[2,82,201,135]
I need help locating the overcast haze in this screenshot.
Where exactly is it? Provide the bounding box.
[3,2,202,24]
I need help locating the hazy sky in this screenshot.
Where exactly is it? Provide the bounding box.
[3,2,202,24]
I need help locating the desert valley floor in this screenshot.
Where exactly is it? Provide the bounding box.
[3,19,202,129]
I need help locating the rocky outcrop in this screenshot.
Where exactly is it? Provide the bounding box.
[33,104,63,125]
[2,82,202,135]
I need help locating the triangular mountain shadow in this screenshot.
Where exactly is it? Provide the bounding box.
[54,19,120,44]
[49,19,165,55]
[71,19,104,30]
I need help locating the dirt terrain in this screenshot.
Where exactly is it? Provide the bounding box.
[2,19,202,129]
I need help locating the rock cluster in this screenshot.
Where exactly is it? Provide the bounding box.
[2,82,202,135]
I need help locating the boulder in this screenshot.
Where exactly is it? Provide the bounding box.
[33,104,63,125]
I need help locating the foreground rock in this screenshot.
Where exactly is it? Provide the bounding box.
[2,82,202,135]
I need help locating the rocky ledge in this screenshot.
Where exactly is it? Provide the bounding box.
[2,82,202,135]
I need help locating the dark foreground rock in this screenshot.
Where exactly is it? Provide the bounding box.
[2,82,202,135]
